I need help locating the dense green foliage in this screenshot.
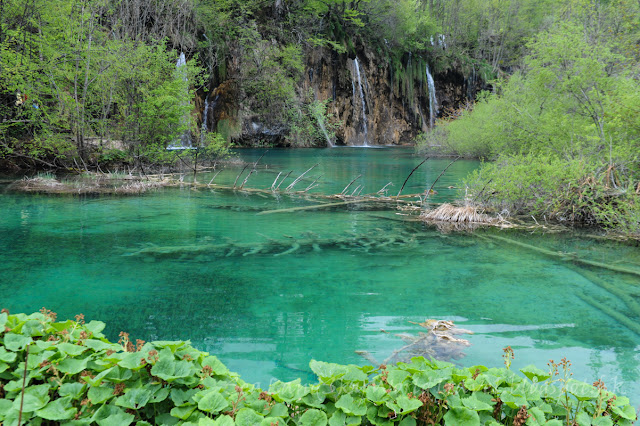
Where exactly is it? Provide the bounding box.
[0,310,637,425]
[419,0,640,233]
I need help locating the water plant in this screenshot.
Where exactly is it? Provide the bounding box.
[0,309,636,425]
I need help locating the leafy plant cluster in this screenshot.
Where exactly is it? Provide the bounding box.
[1,310,637,425]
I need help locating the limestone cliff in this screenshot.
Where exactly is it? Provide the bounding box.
[200,43,483,147]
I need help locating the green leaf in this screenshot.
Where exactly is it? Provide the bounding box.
[610,404,637,420]
[88,386,114,404]
[116,387,153,410]
[211,415,235,425]
[35,396,77,420]
[566,379,599,401]
[198,391,229,413]
[365,385,389,404]
[235,408,264,426]
[95,407,135,426]
[310,360,349,383]
[443,407,481,426]
[0,399,13,420]
[82,367,114,386]
[57,342,88,357]
[0,312,7,328]
[4,333,33,351]
[84,320,107,336]
[12,384,50,412]
[300,408,328,426]
[395,395,423,414]
[576,411,592,426]
[527,407,547,425]
[201,356,230,376]
[386,369,410,388]
[500,390,528,409]
[171,388,199,406]
[412,368,452,389]
[170,404,197,420]
[151,357,194,382]
[57,357,89,375]
[520,365,551,383]
[591,416,613,426]
[269,379,309,403]
[335,394,367,416]
[59,382,86,399]
[0,347,17,362]
[84,340,120,352]
[118,352,146,370]
[461,394,493,412]
[399,417,417,426]
[104,365,133,382]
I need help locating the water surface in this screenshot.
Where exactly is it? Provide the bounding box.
[1,148,638,406]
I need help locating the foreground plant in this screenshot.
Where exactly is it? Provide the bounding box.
[0,309,636,425]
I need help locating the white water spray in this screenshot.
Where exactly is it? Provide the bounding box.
[352,58,369,146]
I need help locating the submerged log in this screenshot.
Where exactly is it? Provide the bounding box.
[576,292,640,337]
[484,234,640,279]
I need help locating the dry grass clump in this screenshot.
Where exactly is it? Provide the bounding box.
[421,203,497,224]
[10,173,168,195]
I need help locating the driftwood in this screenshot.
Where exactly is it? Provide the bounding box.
[286,163,318,192]
[397,158,428,197]
[423,156,460,202]
[421,203,498,224]
[484,234,640,279]
[341,175,362,195]
[356,319,473,365]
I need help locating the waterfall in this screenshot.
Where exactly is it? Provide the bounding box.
[426,64,438,127]
[317,118,334,147]
[352,58,369,146]
[200,96,209,144]
[169,52,193,149]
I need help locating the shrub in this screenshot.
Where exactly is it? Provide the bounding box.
[0,310,636,425]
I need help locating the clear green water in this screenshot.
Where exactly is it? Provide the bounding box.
[1,148,639,406]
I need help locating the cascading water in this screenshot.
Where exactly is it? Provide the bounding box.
[169,52,193,149]
[425,64,438,128]
[200,96,209,145]
[352,58,370,146]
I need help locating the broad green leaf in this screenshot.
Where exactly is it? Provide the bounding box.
[153,340,188,352]
[342,365,368,383]
[211,415,235,425]
[151,386,170,403]
[88,386,114,404]
[310,360,349,383]
[610,404,637,420]
[0,399,13,420]
[118,352,147,370]
[461,394,493,412]
[299,408,328,426]
[399,417,417,426]
[500,390,528,409]
[198,391,229,413]
[592,416,614,426]
[268,402,290,417]
[83,367,114,386]
[302,392,327,408]
[391,395,423,414]
[261,417,283,426]
[576,411,591,426]
[566,379,599,401]
[151,358,194,382]
[520,365,551,383]
[235,408,264,426]
[443,407,481,426]
[365,385,389,404]
[104,365,133,382]
[12,384,50,412]
[4,333,33,351]
[57,343,88,357]
[84,321,107,336]
[0,312,7,328]
[170,388,199,406]
[35,396,77,420]
[412,368,452,389]
[269,379,309,403]
[57,357,89,375]
[527,407,547,425]
[59,382,86,399]
[116,387,153,410]
[170,404,197,420]
[335,394,367,416]
[386,369,410,388]
[0,347,17,362]
[84,340,120,352]
[202,356,230,376]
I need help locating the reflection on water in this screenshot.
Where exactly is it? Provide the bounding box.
[0,148,639,407]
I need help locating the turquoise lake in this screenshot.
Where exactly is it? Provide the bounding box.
[1,148,639,407]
